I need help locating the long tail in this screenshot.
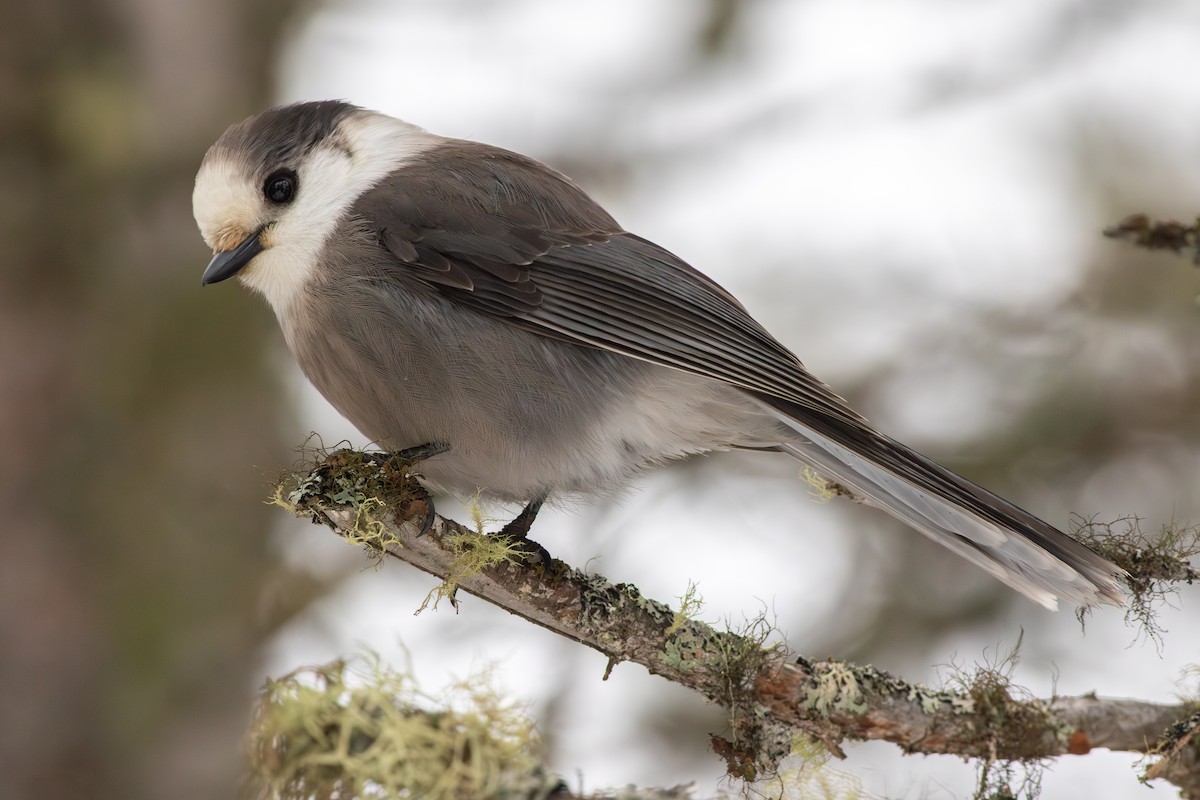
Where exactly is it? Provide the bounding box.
[754,395,1126,610]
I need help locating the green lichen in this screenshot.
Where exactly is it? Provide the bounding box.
[800,661,870,717]
[659,628,709,675]
[246,654,557,800]
[797,466,858,503]
[906,683,970,715]
[580,577,675,652]
[665,580,704,636]
[419,530,525,612]
[1141,708,1200,786]
[769,733,866,800]
[800,467,837,502]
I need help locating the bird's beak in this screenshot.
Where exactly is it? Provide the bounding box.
[201,229,265,286]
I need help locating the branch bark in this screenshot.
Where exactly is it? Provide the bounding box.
[276,450,1200,796]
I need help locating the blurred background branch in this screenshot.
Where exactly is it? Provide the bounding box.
[1105,213,1200,265]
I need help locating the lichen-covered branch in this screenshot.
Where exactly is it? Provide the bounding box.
[275,450,1199,795]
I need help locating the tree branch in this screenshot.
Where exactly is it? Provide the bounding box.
[1104,213,1200,264]
[275,450,1200,795]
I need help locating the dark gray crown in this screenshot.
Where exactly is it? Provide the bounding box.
[208,100,359,177]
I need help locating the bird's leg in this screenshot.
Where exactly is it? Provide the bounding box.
[392,441,450,465]
[500,497,543,539]
[494,497,552,566]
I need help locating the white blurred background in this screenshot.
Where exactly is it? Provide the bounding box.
[254,1,1200,797]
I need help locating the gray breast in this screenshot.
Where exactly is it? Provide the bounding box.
[283,228,625,498]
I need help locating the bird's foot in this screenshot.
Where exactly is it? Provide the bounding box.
[372,443,449,537]
[493,498,552,566]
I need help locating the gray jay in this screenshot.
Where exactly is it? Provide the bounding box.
[193,100,1125,610]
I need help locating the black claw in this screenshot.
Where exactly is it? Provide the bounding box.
[510,538,553,567]
[413,484,438,538]
[494,498,551,566]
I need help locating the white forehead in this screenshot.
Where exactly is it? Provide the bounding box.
[192,109,442,317]
[192,155,260,252]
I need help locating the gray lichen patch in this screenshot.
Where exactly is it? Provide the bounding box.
[793,658,963,720]
[275,449,433,560]
[577,576,675,649]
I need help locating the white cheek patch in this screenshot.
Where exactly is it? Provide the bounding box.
[238,114,442,319]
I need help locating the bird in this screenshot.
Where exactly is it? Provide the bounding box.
[192,100,1125,610]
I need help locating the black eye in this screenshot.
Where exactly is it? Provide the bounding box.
[263,169,297,204]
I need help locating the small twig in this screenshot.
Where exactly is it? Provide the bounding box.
[1103,213,1200,264]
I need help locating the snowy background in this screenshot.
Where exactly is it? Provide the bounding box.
[257,1,1200,797]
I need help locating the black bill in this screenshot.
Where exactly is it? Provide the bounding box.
[201,230,265,285]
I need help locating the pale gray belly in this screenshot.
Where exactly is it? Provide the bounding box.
[285,278,787,500]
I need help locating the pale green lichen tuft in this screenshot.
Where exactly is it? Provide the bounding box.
[666,580,705,636]
[800,467,837,502]
[767,733,865,800]
[419,530,525,612]
[245,654,557,800]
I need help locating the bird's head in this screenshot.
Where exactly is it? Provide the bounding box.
[192,100,435,314]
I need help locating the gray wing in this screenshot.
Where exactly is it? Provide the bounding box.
[352,140,866,427]
[350,140,1125,607]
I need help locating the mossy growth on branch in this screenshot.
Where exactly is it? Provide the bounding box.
[666,580,705,636]
[274,448,434,562]
[246,654,559,800]
[941,640,1067,800]
[1071,515,1200,645]
[668,602,788,782]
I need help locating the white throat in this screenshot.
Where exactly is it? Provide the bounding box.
[238,113,440,319]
